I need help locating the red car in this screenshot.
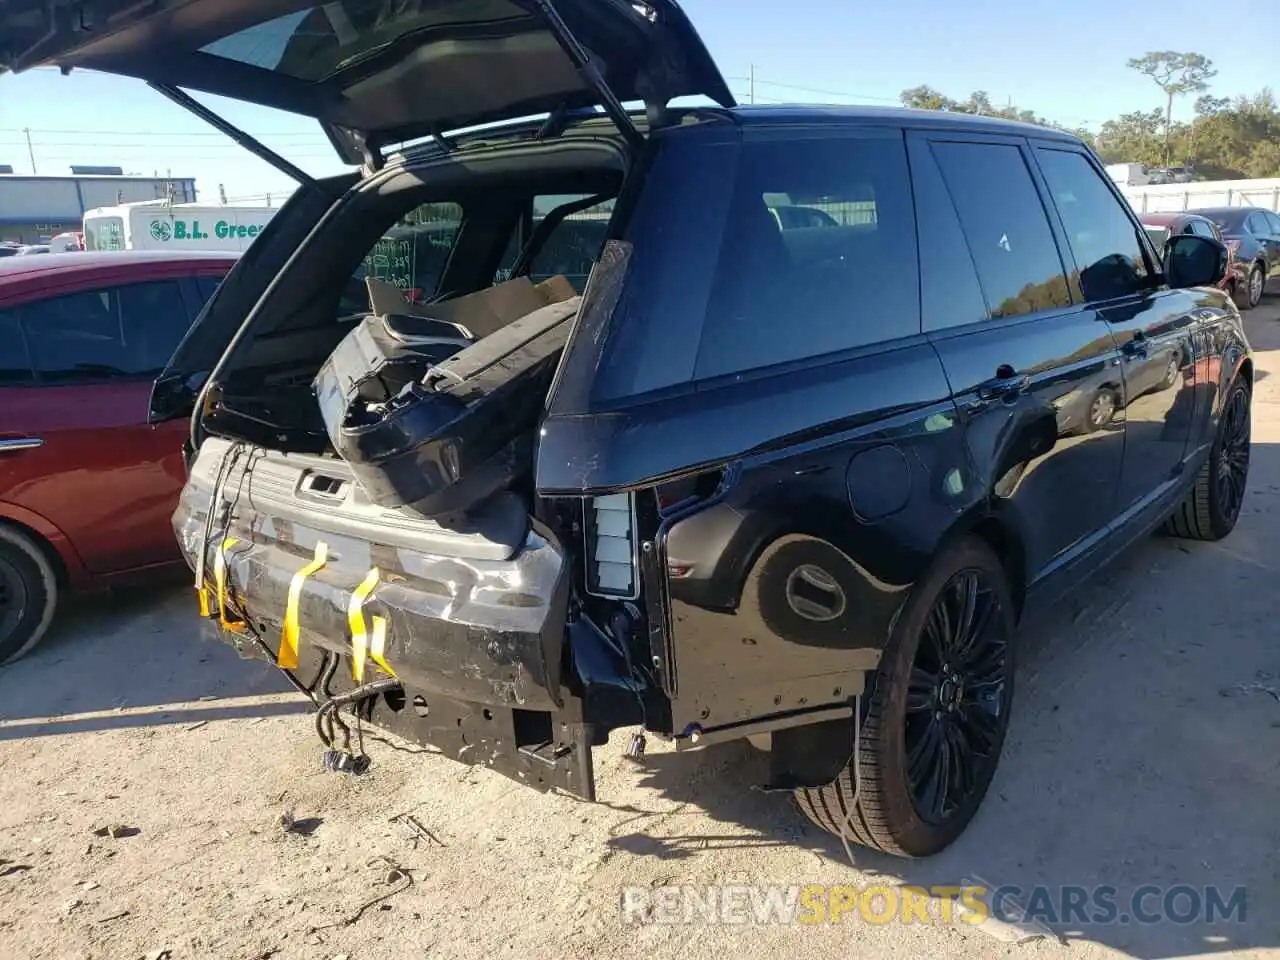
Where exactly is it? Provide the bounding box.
[1139,212,1245,305]
[0,250,236,663]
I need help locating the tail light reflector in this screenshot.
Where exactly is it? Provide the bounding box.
[583,493,638,599]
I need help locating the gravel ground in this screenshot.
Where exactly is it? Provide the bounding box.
[2,304,1279,960]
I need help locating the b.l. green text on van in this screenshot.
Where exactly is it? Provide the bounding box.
[83,200,277,253]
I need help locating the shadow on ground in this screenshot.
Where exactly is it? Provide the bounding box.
[608,441,1280,960]
[0,579,297,729]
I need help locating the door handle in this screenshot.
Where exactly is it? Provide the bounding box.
[977,367,1030,402]
[1122,338,1149,360]
[0,437,43,453]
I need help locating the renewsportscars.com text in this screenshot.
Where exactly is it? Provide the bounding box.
[620,883,1248,927]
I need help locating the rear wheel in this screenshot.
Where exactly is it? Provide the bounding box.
[0,527,59,665]
[794,538,1015,858]
[1241,264,1264,310]
[1166,377,1251,541]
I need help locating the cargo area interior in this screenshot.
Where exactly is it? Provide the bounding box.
[201,141,628,516]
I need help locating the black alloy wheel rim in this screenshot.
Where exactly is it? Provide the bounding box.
[1216,386,1251,524]
[0,555,26,642]
[905,570,1010,826]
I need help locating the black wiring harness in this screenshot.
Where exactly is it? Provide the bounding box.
[198,440,401,772]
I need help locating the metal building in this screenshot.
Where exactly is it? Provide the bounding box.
[0,170,197,244]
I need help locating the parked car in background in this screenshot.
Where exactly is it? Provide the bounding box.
[15,245,50,256]
[1139,212,1245,305]
[1186,206,1280,309]
[49,231,84,253]
[0,251,235,664]
[0,244,19,258]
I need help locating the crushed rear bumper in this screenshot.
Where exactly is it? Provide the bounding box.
[175,436,597,798]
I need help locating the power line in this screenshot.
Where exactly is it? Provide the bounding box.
[0,126,327,139]
[750,77,902,103]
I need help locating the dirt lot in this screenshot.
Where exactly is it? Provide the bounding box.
[3,306,1280,960]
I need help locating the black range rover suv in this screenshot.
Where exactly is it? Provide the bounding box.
[3,0,1252,858]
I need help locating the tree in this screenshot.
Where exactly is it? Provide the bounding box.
[900,85,956,111]
[897,76,1280,180]
[1126,51,1217,165]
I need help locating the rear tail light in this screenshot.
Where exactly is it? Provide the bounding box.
[583,493,639,599]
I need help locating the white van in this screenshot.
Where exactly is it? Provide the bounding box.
[83,200,276,252]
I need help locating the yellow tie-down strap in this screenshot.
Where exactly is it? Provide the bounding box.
[370,615,395,678]
[278,541,328,670]
[348,566,397,682]
[196,537,247,634]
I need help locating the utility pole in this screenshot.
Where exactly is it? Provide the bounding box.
[749,63,755,105]
[218,183,228,205]
[23,128,36,174]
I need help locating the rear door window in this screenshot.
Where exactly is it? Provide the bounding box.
[1246,211,1271,237]
[195,276,223,302]
[17,281,194,382]
[496,195,615,293]
[929,140,1071,319]
[354,202,464,307]
[592,130,920,402]
[116,281,197,376]
[1034,147,1151,302]
[0,310,34,386]
[910,138,990,332]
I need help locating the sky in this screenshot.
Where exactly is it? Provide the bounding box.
[0,0,1273,203]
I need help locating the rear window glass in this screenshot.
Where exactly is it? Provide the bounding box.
[199,1,529,82]
[590,132,919,403]
[84,216,125,252]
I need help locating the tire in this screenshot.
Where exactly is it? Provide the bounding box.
[794,537,1016,858]
[1165,376,1251,541]
[0,526,59,665]
[1157,353,1180,391]
[1239,264,1264,310]
[1084,387,1119,433]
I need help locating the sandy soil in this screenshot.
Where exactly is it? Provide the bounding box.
[2,305,1279,960]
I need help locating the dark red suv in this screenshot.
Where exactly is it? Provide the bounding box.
[0,250,236,663]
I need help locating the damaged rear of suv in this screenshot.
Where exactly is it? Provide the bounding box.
[7,0,1251,859]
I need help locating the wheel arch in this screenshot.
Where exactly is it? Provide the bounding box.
[937,506,1029,622]
[0,504,84,588]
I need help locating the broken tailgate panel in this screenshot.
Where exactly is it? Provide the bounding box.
[1,0,735,157]
[177,436,572,713]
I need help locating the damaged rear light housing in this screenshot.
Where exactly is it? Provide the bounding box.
[583,492,639,599]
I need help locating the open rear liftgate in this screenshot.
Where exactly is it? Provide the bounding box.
[155,0,683,793]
